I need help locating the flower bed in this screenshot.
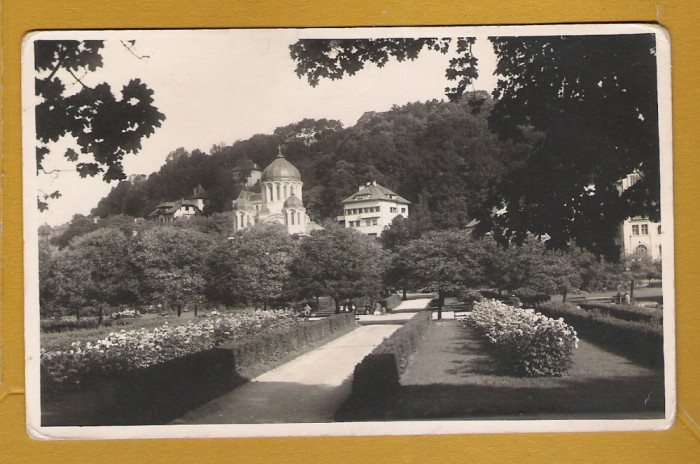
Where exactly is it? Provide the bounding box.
[466,299,578,377]
[41,309,300,392]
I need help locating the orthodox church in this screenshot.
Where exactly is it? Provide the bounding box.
[231,148,322,235]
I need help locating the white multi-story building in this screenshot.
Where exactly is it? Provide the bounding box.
[337,181,410,236]
[615,172,663,260]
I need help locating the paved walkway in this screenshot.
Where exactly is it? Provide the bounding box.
[172,298,432,424]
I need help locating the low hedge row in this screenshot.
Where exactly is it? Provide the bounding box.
[536,302,664,368]
[41,313,355,426]
[219,313,355,372]
[351,311,432,403]
[577,302,662,323]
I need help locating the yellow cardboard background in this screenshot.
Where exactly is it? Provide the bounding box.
[2,1,699,462]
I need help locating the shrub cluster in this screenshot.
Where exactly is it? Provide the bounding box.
[536,302,664,367]
[466,299,579,377]
[577,301,662,323]
[351,311,431,402]
[41,310,299,392]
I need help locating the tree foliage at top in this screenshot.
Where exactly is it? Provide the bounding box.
[290,34,660,260]
[35,40,166,210]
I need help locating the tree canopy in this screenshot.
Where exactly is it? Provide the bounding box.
[290,34,660,260]
[35,40,166,210]
[206,224,295,308]
[288,224,387,307]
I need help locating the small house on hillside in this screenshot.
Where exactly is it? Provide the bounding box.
[148,185,208,223]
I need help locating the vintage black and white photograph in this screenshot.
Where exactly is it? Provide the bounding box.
[23,25,674,439]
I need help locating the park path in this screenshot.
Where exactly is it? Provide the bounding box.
[172,297,432,424]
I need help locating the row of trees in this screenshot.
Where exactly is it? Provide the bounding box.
[40,216,661,321]
[39,223,386,319]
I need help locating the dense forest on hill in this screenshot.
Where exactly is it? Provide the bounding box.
[90,92,533,229]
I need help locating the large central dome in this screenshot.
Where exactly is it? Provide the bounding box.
[261,153,301,181]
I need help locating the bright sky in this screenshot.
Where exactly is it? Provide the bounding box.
[30,29,498,226]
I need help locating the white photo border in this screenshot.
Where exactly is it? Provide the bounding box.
[23,23,675,440]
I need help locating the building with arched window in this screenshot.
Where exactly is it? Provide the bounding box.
[231,149,321,235]
[615,173,663,260]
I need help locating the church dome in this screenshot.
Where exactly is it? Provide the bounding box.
[284,194,304,208]
[261,153,301,181]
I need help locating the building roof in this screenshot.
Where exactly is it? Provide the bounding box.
[232,158,261,172]
[193,184,208,199]
[261,153,301,181]
[341,182,411,205]
[149,199,200,217]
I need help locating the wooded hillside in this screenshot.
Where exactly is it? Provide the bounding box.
[90,93,531,229]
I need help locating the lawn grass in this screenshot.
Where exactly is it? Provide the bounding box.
[336,320,664,421]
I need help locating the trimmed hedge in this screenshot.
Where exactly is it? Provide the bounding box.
[537,302,664,368]
[351,311,432,403]
[219,312,355,371]
[577,301,662,323]
[41,313,355,426]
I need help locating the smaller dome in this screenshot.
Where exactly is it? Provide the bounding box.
[284,194,304,208]
[261,154,301,181]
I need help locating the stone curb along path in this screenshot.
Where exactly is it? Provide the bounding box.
[171,298,433,424]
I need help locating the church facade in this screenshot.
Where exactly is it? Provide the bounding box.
[231,150,321,235]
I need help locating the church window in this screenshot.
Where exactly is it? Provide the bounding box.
[276,184,280,200]
[632,225,639,235]
[297,212,301,224]
[291,212,295,225]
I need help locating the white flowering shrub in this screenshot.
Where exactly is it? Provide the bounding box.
[466,299,578,377]
[41,310,299,391]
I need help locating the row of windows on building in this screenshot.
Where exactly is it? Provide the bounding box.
[631,224,661,236]
[344,206,407,215]
[348,218,379,228]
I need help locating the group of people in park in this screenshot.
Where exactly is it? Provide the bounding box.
[298,301,388,317]
[612,292,632,305]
